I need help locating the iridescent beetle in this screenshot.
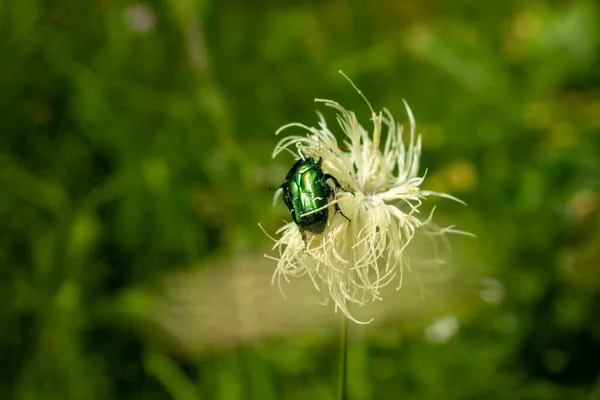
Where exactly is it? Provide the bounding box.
[278,157,351,246]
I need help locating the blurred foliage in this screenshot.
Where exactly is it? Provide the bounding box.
[1,0,600,399]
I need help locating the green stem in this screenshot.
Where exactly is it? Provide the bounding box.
[338,315,348,400]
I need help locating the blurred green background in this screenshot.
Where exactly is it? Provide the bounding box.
[2,0,600,399]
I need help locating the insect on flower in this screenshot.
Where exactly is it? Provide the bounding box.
[277,156,352,247]
[261,71,473,323]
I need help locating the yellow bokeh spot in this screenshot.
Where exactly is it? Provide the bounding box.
[446,161,477,191]
[523,101,552,129]
[426,160,477,193]
[549,122,578,149]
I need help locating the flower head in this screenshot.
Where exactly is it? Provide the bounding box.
[263,72,470,323]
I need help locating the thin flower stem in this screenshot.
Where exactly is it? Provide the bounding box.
[338,315,348,400]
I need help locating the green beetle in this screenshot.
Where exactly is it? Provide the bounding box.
[278,157,351,246]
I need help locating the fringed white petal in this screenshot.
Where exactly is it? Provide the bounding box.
[263,77,470,323]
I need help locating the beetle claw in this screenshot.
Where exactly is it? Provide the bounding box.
[335,203,351,223]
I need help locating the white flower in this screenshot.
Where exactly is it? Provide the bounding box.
[262,72,471,323]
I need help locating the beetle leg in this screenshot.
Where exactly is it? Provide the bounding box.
[324,174,354,195]
[325,184,351,223]
[335,203,351,222]
[299,228,309,250]
[268,181,286,191]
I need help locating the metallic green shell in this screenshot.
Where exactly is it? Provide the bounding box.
[281,157,330,234]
